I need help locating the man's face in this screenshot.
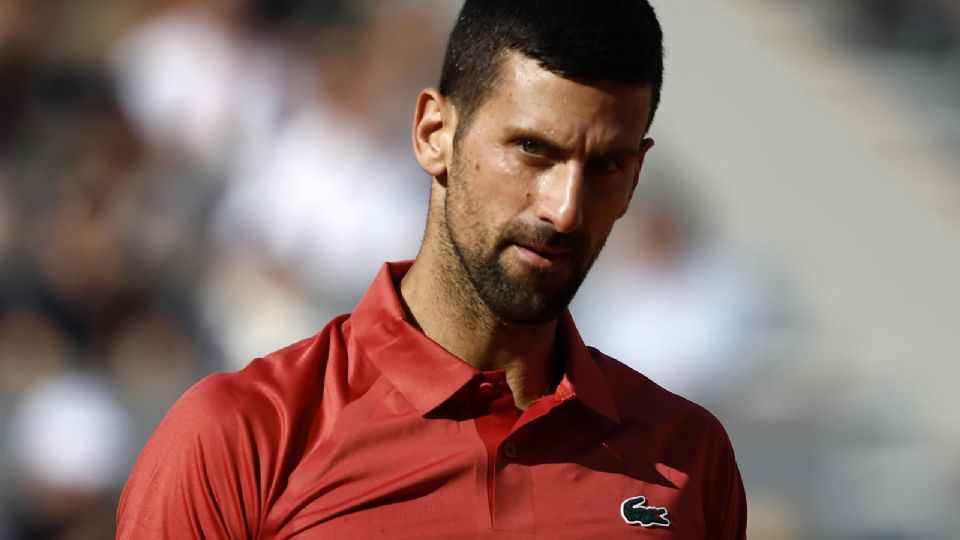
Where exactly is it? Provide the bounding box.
[442,53,653,324]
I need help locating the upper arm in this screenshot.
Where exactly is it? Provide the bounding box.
[117,375,262,540]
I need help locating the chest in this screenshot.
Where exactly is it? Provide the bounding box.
[260,388,707,538]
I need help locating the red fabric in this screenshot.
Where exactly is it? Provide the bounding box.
[117,261,747,539]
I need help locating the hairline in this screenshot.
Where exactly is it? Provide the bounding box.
[448,48,657,150]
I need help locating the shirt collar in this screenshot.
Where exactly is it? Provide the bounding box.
[553,310,621,423]
[351,261,620,424]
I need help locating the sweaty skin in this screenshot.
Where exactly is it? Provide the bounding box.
[402,52,654,409]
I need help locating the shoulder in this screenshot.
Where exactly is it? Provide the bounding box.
[589,346,735,450]
[118,315,357,536]
[588,348,747,536]
[172,313,355,436]
[127,313,360,486]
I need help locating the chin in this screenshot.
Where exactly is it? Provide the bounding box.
[486,276,580,324]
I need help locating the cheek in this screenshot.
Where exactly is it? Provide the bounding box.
[469,161,535,217]
[446,164,507,244]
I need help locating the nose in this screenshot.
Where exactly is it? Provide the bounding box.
[534,163,584,233]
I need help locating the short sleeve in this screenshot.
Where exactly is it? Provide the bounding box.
[116,375,263,539]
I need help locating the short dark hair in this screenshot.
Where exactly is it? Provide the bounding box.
[438,0,664,134]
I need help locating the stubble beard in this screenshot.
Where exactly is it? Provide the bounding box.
[440,152,601,325]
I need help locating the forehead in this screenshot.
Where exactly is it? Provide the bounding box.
[469,52,653,145]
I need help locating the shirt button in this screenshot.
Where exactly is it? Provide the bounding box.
[503,443,517,459]
[477,382,498,398]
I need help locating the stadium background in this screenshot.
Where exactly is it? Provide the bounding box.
[0,0,958,537]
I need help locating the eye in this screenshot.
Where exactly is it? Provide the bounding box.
[587,156,623,174]
[519,138,542,155]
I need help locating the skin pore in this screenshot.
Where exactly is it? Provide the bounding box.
[402,52,654,409]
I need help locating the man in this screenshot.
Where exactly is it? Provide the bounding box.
[118,1,748,538]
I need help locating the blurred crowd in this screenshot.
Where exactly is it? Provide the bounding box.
[0,0,957,539]
[0,1,448,537]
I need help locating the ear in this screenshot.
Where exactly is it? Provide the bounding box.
[618,138,656,218]
[412,88,456,183]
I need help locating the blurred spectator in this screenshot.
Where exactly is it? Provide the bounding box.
[109,0,444,349]
[110,0,296,172]
[207,0,446,331]
[26,87,148,351]
[106,307,203,434]
[5,373,130,540]
[198,254,325,370]
[0,307,71,405]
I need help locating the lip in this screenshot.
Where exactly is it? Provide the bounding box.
[523,243,575,255]
[512,243,574,270]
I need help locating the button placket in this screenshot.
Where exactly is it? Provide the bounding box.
[477,382,498,398]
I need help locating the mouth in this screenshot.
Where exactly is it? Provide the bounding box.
[511,242,575,270]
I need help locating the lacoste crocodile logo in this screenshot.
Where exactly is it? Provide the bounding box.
[621,496,670,527]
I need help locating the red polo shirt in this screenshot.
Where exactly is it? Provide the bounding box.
[118,262,746,539]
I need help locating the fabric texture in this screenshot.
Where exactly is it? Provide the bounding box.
[117,261,747,539]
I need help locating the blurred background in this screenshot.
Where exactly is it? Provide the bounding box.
[0,0,957,538]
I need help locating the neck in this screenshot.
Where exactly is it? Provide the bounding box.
[400,245,559,410]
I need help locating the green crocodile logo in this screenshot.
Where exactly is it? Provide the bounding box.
[621,496,670,527]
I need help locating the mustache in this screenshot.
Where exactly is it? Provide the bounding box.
[500,221,588,252]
